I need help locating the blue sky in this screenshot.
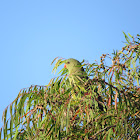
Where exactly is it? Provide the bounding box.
[0,0,139,127]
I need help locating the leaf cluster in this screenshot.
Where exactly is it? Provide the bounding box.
[0,33,140,140]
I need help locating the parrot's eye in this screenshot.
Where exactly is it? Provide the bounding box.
[67,61,70,64]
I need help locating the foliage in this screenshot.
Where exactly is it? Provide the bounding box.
[0,33,140,140]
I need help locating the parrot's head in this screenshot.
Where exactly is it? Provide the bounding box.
[64,58,84,75]
[64,58,88,87]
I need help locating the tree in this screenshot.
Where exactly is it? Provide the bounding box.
[0,33,140,140]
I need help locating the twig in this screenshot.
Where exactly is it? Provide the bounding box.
[90,125,116,139]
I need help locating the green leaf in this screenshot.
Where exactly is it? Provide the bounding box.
[13,125,20,140]
[128,33,133,38]
[123,32,130,43]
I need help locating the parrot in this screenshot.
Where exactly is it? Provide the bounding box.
[64,58,105,111]
[64,58,88,86]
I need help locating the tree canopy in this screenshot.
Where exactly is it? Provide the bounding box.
[0,33,140,140]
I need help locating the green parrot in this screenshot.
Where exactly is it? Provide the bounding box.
[64,58,88,86]
[64,58,105,111]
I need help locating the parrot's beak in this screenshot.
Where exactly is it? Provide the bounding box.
[64,64,67,68]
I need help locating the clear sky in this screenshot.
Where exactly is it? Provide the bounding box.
[0,0,139,127]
